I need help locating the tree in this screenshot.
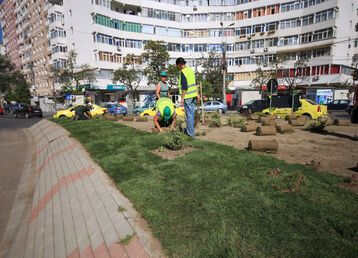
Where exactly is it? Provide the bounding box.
[141,40,169,86]
[113,57,142,113]
[6,83,31,104]
[251,67,275,95]
[0,55,18,93]
[0,54,31,103]
[50,50,96,94]
[197,52,224,99]
[273,57,310,112]
[167,64,179,91]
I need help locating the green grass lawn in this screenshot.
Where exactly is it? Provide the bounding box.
[55,119,358,258]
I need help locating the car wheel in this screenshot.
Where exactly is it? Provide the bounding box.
[25,113,30,119]
[302,114,312,120]
[143,114,149,116]
[59,115,66,119]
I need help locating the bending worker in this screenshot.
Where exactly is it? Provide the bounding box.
[176,57,199,137]
[153,97,176,132]
[156,71,170,99]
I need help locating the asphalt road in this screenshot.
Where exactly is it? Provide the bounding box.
[0,116,41,243]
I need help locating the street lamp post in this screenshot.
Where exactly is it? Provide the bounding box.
[220,21,234,106]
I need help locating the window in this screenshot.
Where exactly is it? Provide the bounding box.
[94,0,110,8]
[252,39,264,49]
[50,28,66,39]
[253,24,265,33]
[281,1,300,12]
[316,9,335,23]
[302,14,314,26]
[52,45,67,54]
[156,26,167,36]
[279,35,299,46]
[266,38,278,47]
[312,28,334,41]
[280,18,301,29]
[266,22,277,31]
[235,41,250,50]
[142,24,154,34]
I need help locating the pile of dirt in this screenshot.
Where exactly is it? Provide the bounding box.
[116,116,358,179]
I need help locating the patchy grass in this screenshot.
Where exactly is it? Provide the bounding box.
[55,119,358,258]
[119,234,134,245]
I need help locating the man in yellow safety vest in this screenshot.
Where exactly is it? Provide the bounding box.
[176,57,199,137]
[153,97,177,132]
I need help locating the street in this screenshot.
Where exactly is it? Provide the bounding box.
[0,116,41,242]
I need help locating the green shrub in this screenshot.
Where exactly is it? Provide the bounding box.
[164,131,185,150]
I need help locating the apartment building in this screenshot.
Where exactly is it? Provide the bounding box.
[0,0,21,69]
[0,0,52,97]
[3,0,358,104]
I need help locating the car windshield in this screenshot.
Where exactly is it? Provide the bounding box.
[305,99,317,105]
[244,100,255,105]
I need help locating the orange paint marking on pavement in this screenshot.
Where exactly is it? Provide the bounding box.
[68,242,130,258]
[36,134,66,156]
[80,246,95,258]
[108,243,129,258]
[93,242,111,258]
[36,142,77,174]
[30,167,95,223]
[67,248,80,258]
[124,236,150,258]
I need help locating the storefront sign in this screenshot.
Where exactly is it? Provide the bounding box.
[316,89,333,104]
[107,84,126,91]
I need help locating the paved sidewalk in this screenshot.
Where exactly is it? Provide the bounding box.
[0,119,163,258]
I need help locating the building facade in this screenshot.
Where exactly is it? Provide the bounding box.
[0,0,52,97]
[0,0,21,68]
[3,0,358,103]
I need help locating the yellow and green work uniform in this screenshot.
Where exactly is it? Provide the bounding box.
[155,97,175,127]
[178,66,198,99]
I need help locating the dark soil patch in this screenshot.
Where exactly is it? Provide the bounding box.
[151,146,194,160]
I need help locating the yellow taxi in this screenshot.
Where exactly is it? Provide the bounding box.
[140,106,185,117]
[53,104,107,119]
[262,99,327,119]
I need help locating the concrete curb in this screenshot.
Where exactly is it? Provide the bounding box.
[0,119,164,258]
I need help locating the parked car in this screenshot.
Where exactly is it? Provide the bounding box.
[53,104,106,119]
[238,99,268,114]
[0,106,4,115]
[262,98,327,119]
[200,101,227,114]
[140,106,185,117]
[13,104,43,118]
[105,104,128,116]
[134,102,155,115]
[327,99,350,111]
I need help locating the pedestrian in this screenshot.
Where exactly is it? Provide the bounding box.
[153,97,176,132]
[156,71,170,99]
[176,57,199,137]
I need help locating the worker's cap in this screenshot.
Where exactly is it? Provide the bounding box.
[175,57,186,65]
[160,71,167,77]
[163,106,171,121]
